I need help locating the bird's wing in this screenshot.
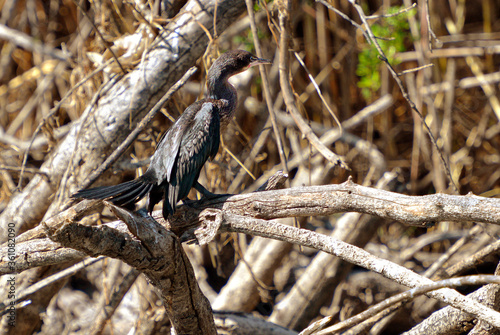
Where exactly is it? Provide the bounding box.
[146,101,203,184]
[167,101,220,205]
[177,101,220,191]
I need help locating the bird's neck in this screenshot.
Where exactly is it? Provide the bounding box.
[207,71,238,128]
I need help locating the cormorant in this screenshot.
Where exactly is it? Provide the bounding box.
[72,50,271,219]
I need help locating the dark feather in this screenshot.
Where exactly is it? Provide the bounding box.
[161,100,220,216]
[72,178,153,207]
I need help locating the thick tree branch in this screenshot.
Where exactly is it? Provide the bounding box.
[166,179,500,236]
[42,204,217,335]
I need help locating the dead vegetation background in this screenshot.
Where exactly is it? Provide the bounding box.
[0,0,499,334]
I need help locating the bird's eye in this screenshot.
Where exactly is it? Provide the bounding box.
[250,56,257,61]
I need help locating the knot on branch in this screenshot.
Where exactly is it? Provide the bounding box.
[193,208,223,245]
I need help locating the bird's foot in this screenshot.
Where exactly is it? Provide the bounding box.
[193,182,231,200]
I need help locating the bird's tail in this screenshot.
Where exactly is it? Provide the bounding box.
[72,177,154,207]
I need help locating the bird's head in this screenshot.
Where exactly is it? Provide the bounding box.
[209,50,271,80]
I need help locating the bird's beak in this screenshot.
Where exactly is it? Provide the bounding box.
[249,57,272,67]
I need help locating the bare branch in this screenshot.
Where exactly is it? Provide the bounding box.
[0,24,71,62]
[311,275,500,334]
[278,1,348,169]
[212,214,500,327]
[168,180,500,234]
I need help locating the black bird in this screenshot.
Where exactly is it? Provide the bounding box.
[73,50,271,219]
